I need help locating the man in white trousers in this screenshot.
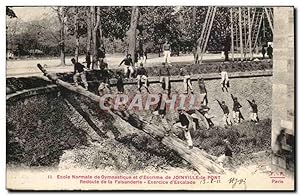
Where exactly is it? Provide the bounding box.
[163,40,171,65]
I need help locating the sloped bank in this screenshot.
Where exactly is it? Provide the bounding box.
[6,68,272,172]
[6,91,187,171]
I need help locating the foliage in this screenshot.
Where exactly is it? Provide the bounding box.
[6,6,273,57]
[6,7,17,18]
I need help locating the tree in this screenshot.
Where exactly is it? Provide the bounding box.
[91,6,101,68]
[74,7,80,62]
[6,7,17,18]
[86,8,92,56]
[127,7,139,63]
[53,7,67,65]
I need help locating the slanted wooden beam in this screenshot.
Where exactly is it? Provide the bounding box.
[37,63,226,174]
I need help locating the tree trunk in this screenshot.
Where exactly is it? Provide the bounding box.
[128,6,139,63]
[74,7,80,62]
[57,7,66,66]
[36,63,226,175]
[86,8,92,54]
[91,6,101,69]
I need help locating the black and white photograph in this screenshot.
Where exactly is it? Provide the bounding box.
[5,5,295,191]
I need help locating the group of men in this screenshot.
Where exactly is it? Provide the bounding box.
[71,43,260,155]
[262,44,273,59]
[156,67,260,151]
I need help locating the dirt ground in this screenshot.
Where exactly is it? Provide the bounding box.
[6,53,265,77]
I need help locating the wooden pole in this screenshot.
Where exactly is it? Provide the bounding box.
[200,7,216,64]
[230,8,234,61]
[235,12,239,56]
[246,8,256,52]
[195,7,211,63]
[36,63,226,175]
[248,7,253,60]
[264,8,274,34]
[243,8,247,59]
[253,13,264,51]
[199,7,213,61]
[239,7,244,61]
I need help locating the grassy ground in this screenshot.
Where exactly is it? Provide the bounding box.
[124,76,272,127]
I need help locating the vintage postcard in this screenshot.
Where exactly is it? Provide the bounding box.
[6,6,295,191]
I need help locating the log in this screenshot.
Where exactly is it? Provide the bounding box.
[36,63,225,174]
[63,98,104,143]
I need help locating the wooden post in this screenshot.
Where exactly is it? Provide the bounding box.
[264,8,274,34]
[230,8,234,61]
[195,7,211,64]
[200,7,216,64]
[246,8,256,54]
[239,7,244,61]
[253,13,264,51]
[248,7,253,60]
[243,8,247,59]
[235,12,239,56]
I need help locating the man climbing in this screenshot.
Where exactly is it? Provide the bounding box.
[71,58,88,90]
[116,71,124,94]
[173,109,194,149]
[119,54,134,78]
[198,105,215,128]
[97,44,106,69]
[149,93,170,136]
[231,94,244,124]
[180,66,193,94]
[159,64,171,94]
[247,99,259,123]
[267,44,273,59]
[216,99,232,127]
[223,138,234,169]
[136,64,150,93]
[98,78,111,96]
[139,48,147,65]
[163,40,171,65]
[220,66,229,92]
[189,105,215,130]
[198,77,208,105]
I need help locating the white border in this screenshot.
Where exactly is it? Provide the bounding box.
[1,1,299,195]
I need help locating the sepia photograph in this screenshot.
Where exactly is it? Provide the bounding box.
[5,5,295,191]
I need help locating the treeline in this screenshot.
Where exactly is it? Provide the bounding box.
[6,6,273,64]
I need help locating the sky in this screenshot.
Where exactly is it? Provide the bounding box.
[11,7,55,22]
